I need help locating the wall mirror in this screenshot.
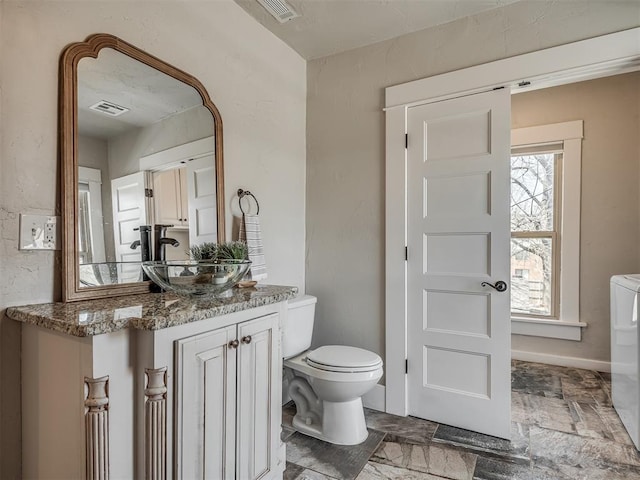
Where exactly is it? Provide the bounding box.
[61,34,225,302]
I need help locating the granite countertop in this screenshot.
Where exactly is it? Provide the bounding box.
[6,285,298,337]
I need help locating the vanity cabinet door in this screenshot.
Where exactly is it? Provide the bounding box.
[174,312,283,480]
[175,325,237,480]
[236,313,281,480]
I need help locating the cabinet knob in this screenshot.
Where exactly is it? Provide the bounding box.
[228,339,239,349]
[241,335,252,345]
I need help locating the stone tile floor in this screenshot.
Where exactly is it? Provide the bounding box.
[283,360,640,480]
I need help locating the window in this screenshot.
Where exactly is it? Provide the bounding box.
[510,151,560,318]
[513,268,529,279]
[510,121,585,340]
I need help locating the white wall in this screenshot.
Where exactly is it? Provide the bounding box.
[306,1,640,366]
[0,1,306,476]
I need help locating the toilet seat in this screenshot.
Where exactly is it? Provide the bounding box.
[306,345,382,373]
[285,351,383,383]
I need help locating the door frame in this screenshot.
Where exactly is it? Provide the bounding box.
[385,27,640,416]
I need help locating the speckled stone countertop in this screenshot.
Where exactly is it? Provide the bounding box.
[6,285,298,337]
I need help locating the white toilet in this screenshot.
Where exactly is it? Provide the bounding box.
[283,294,383,445]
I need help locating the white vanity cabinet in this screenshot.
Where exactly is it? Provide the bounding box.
[9,287,295,480]
[175,313,281,480]
[135,302,287,480]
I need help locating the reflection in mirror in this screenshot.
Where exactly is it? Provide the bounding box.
[75,48,216,288]
[61,34,224,301]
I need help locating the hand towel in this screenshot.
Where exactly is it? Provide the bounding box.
[239,213,267,281]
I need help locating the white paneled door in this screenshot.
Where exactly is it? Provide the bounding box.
[111,171,150,283]
[407,88,511,439]
[186,155,218,245]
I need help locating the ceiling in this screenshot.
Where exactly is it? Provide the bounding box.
[77,48,203,139]
[234,0,520,60]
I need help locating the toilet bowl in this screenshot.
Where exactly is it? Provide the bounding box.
[283,295,384,445]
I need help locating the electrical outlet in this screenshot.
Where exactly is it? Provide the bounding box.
[19,214,60,250]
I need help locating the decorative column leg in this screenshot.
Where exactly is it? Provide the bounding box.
[85,376,110,480]
[145,367,168,480]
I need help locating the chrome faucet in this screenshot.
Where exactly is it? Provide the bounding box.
[153,224,180,262]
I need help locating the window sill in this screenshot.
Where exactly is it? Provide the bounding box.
[511,316,587,341]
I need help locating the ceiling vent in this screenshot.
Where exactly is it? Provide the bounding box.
[256,0,299,23]
[89,100,130,117]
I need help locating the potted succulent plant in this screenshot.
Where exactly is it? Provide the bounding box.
[188,241,251,286]
[215,241,249,261]
[189,241,248,261]
[188,242,218,261]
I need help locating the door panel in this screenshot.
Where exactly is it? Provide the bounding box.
[424,347,490,397]
[175,326,237,480]
[424,290,491,337]
[425,109,491,160]
[407,88,511,439]
[424,233,490,275]
[236,314,281,480]
[111,171,150,283]
[186,155,217,245]
[425,172,491,217]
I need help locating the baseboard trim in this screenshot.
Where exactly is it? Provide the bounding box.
[512,349,611,373]
[363,384,386,412]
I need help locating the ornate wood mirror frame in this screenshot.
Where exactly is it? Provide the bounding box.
[61,34,225,302]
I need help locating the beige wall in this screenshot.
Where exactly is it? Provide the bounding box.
[511,72,640,362]
[108,106,215,180]
[306,1,640,364]
[0,1,305,476]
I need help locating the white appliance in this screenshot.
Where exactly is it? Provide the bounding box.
[283,295,384,445]
[611,274,640,450]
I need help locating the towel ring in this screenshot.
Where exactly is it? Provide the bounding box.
[237,188,260,215]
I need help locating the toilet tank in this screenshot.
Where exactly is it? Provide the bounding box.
[282,294,317,359]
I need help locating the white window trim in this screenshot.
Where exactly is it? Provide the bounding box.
[510,121,585,341]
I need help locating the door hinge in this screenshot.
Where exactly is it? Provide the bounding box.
[145,188,154,198]
[405,133,408,149]
[405,246,408,261]
[405,359,408,374]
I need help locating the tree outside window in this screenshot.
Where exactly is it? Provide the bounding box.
[510,152,560,317]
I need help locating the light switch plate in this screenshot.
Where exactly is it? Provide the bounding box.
[19,214,60,250]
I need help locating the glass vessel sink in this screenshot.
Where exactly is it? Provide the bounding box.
[142,260,251,297]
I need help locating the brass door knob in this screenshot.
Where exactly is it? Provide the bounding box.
[228,339,239,349]
[241,335,252,345]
